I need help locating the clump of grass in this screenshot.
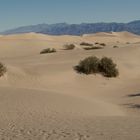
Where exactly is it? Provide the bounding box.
[80,42,93,46]
[0,63,6,77]
[63,44,76,50]
[40,48,56,54]
[74,56,119,78]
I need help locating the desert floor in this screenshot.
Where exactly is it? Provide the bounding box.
[0,32,140,139]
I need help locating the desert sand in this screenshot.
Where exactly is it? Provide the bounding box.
[0,31,140,139]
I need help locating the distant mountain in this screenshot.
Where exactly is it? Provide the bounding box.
[1,20,140,35]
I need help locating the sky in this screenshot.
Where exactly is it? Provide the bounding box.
[0,0,140,31]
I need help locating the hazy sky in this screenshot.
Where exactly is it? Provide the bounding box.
[0,0,139,31]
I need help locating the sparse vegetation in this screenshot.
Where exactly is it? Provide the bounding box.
[0,63,6,77]
[95,42,99,44]
[80,42,93,46]
[74,56,119,77]
[74,56,100,74]
[63,44,76,50]
[100,43,106,46]
[83,46,103,50]
[40,48,56,54]
[99,57,119,77]
[113,46,119,48]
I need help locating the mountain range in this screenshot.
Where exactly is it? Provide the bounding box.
[1,20,140,35]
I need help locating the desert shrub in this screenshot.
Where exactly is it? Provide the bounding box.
[74,56,100,74]
[83,46,103,50]
[63,44,75,50]
[99,57,119,77]
[0,63,6,77]
[74,56,118,77]
[100,43,106,46]
[113,46,119,48]
[40,48,56,54]
[95,42,99,44]
[80,42,93,46]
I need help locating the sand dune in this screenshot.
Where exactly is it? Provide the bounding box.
[0,32,140,139]
[82,31,140,44]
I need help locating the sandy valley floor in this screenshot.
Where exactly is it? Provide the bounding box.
[0,32,140,139]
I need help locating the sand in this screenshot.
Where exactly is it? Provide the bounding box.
[0,31,140,139]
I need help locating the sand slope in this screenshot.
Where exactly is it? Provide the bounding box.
[0,32,140,139]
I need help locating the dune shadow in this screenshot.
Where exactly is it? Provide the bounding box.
[127,93,140,97]
[124,103,140,109]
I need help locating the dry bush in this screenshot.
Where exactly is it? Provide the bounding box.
[74,56,100,74]
[80,42,93,46]
[113,46,119,48]
[0,63,6,77]
[74,56,119,77]
[99,57,119,77]
[63,44,76,50]
[100,43,106,46]
[40,48,56,54]
[83,46,103,50]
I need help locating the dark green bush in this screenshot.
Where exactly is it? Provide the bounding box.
[63,44,75,50]
[74,56,119,77]
[74,56,100,74]
[99,57,119,77]
[0,63,6,77]
[40,48,56,54]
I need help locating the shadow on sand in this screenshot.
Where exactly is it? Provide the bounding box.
[124,103,140,109]
[127,93,140,97]
[124,93,140,109]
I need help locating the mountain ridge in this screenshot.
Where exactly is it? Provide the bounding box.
[1,20,140,35]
